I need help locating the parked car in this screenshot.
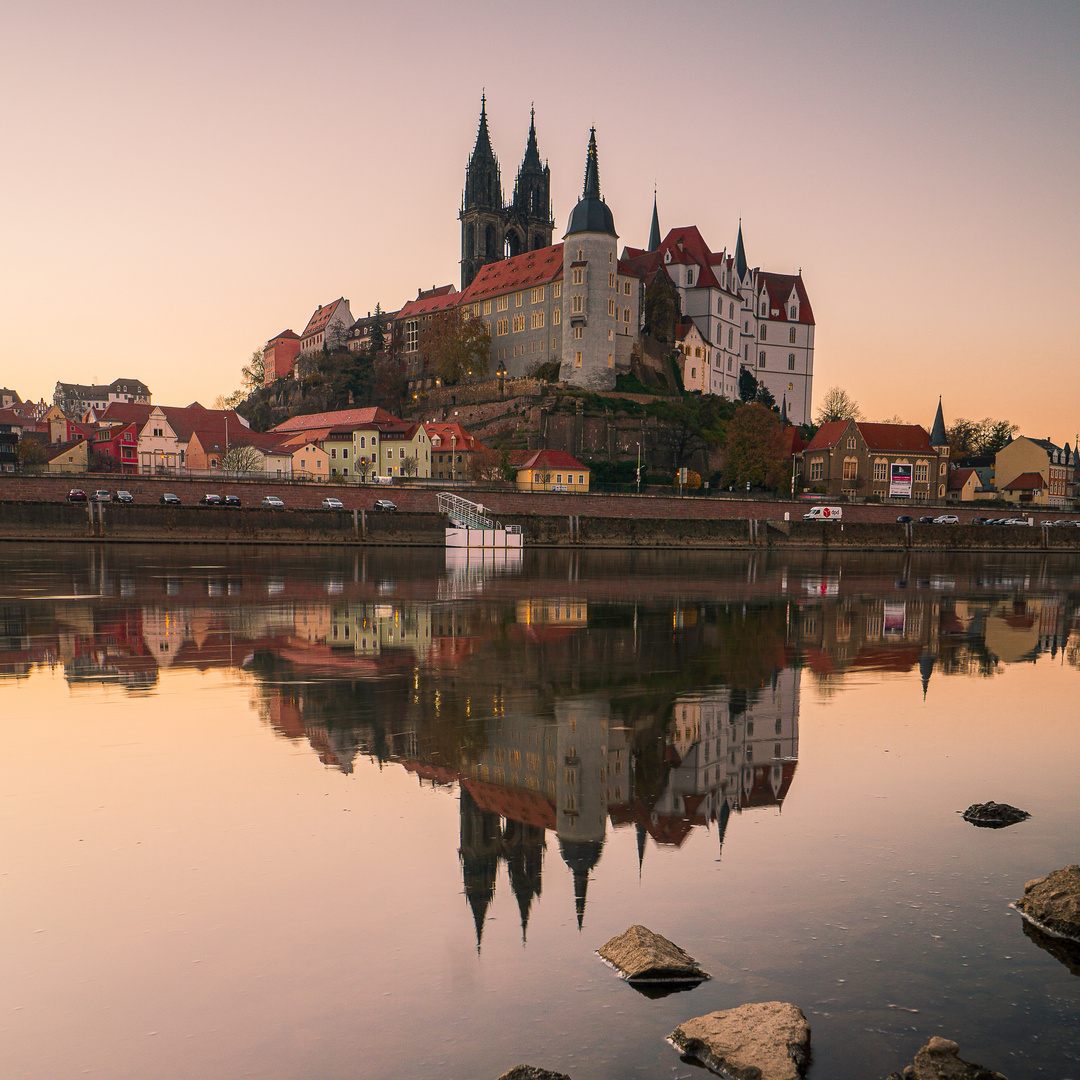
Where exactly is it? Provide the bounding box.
[199,493,222,506]
[115,490,133,503]
[896,515,913,523]
[91,489,112,503]
[223,494,241,508]
[918,516,935,524]
[160,492,181,505]
[66,489,88,502]
[933,514,960,525]
[322,497,344,510]
[262,496,285,509]
[373,499,397,512]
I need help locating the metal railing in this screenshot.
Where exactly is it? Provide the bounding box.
[437,492,520,533]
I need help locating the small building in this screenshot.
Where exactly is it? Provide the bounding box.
[299,298,355,356]
[516,449,590,492]
[675,321,713,395]
[994,436,1076,509]
[263,330,301,386]
[998,471,1049,507]
[425,422,487,481]
[89,422,140,473]
[46,439,89,474]
[946,467,980,502]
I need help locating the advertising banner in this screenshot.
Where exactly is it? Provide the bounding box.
[890,463,913,498]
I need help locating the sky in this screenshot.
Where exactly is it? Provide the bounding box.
[3,0,1078,438]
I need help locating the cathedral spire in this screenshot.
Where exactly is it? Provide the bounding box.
[929,396,948,448]
[521,104,541,170]
[565,128,615,237]
[473,92,493,162]
[582,127,601,199]
[735,220,749,281]
[648,191,661,252]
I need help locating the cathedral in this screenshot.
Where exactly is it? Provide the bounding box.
[460,97,554,288]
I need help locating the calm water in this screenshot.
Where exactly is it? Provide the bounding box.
[1,543,1079,1080]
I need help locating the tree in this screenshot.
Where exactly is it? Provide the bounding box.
[738,368,759,403]
[947,417,1018,458]
[18,437,47,468]
[241,349,265,395]
[371,358,409,415]
[428,309,491,384]
[649,400,721,468]
[755,383,776,410]
[368,303,386,357]
[467,446,503,481]
[814,386,862,424]
[643,277,678,341]
[723,402,788,490]
[220,443,265,474]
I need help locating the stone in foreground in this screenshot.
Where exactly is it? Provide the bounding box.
[961,802,1030,828]
[669,1001,810,1080]
[597,924,710,984]
[884,1036,1007,1080]
[495,1066,572,1080]
[1015,864,1080,943]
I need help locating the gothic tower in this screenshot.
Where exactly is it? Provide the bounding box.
[506,106,553,258]
[460,95,505,289]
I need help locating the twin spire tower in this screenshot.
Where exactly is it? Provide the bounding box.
[460,96,554,288]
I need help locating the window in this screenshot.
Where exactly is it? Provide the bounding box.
[575,351,582,367]
[399,448,405,459]
[574,326,583,339]
[847,436,856,449]
[843,459,858,480]
[556,474,562,484]
[483,300,491,315]
[760,325,767,340]
[554,283,561,299]
[789,327,797,344]
[405,320,418,351]
[512,314,525,332]
[530,286,545,303]
[386,449,392,460]
[729,302,734,318]
[343,448,349,460]
[686,267,694,285]
[608,272,615,288]
[608,298,616,316]
[497,295,509,311]
[940,462,947,475]
[515,292,523,307]
[330,448,336,459]
[624,281,631,295]
[874,460,888,481]
[578,475,584,484]
[758,351,766,368]
[810,459,823,481]
[553,308,561,326]
[915,462,929,482]
[788,353,795,370]
[623,307,631,322]
[496,318,508,336]
[691,367,696,379]
[728,328,733,348]
[359,436,365,448]
[790,305,797,318]
[572,267,584,285]
[788,382,793,391]
[531,310,545,329]
[572,295,583,313]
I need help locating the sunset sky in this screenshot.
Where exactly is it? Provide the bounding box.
[4,0,1078,438]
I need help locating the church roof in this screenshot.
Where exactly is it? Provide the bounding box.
[458,244,564,303]
[565,128,616,237]
[929,397,948,446]
[648,195,661,252]
[735,222,749,280]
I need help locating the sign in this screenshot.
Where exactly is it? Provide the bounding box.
[890,462,913,498]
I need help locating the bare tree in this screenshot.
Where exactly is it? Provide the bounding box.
[814,386,863,425]
[220,443,265,474]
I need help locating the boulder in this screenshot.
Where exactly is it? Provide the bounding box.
[669,1001,810,1080]
[960,802,1030,828]
[495,1067,572,1080]
[884,1036,1007,1080]
[597,924,710,984]
[1015,864,1080,943]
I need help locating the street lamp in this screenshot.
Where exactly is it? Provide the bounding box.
[636,441,642,494]
[497,360,506,398]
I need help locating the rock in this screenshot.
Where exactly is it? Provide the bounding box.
[668,1001,810,1080]
[960,802,1030,828]
[597,924,710,984]
[1015,864,1080,943]
[884,1036,1007,1079]
[495,1067,572,1080]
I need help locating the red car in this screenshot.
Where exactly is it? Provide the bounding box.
[66,489,87,502]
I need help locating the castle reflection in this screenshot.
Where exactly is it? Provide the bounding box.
[4,546,1080,944]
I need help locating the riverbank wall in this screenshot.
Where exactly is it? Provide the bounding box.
[4,501,1080,551]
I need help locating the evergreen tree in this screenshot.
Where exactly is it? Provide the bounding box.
[738,368,759,403]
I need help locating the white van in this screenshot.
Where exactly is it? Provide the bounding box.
[803,505,843,521]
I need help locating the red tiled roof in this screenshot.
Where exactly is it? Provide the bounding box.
[395,289,460,320]
[424,422,486,452]
[96,402,155,427]
[803,421,933,454]
[267,329,299,343]
[758,272,815,326]
[948,468,976,490]
[300,298,348,339]
[458,245,565,304]
[160,405,245,444]
[779,426,806,456]
[271,407,399,433]
[0,408,23,426]
[518,449,587,472]
[1001,471,1044,491]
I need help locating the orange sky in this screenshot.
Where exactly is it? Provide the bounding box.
[4,0,1078,438]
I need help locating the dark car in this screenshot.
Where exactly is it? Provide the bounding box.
[373,499,397,512]
[918,516,934,524]
[115,490,134,504]
[160,492,181,505]
[896,515,913,523]
[224,494,241,508]
[199,494,222,506]
[66,489,87,502]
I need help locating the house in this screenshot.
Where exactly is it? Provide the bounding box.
[946,468,981,502]
[299,298,355,356]
[136,404,248,473]
[46,439,89,474]
[53,378,151,417]
[994,436,1076,509]
[263,330,302,386]
[799,413,949,502]
[675,321,713,395]
[346,308,397,356]
[89,422,140,473]
[424,422,488,480]
[515,449,589,492]
[0,408,22,472]
[998,471,1049,507]
[278,437,330,480]
[392,287,460,382]
[0,389,21,410]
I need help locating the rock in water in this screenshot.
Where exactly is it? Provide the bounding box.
[669,1001,810,1080]
[1021,918,1080,977]
[961,802,1030,828]
[597,924,710,984]
[884,1036,1007,1080]
[1015,864,1080,943]
[495,1067,572,1080]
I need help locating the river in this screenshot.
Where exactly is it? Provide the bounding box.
[1,543,1078,1080]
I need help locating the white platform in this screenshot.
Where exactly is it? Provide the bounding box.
[446,527,523,549]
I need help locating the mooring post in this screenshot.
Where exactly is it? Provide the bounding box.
[352,508,359,540]
[360,508,367,540]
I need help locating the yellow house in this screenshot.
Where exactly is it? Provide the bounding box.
[994,436,1073,508]
[515,449,590,492]
[47,439,89,473]
[282,438,329,481]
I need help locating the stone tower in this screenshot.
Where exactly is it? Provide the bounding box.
[460,95,505,290]
[460,99,554,288]
[506,107,553,258]
[561,128,620,391]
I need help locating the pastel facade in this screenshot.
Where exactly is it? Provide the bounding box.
[47,439,89,473]
[299,298,354,356]
[263,330,301,385]
[515,449,589,492]
[994,437,1076,509]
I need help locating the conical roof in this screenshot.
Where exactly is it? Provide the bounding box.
[648,193,661,252]
[565,128,616,237]
[735,221,749,281]
[470,93,495,164]
[929,397,948,447]
[520,105,542,171]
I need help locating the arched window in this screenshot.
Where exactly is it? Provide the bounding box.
[789,327,796,343]
[760,325,767,341]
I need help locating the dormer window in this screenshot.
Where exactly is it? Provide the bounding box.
[664,250,671,264]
